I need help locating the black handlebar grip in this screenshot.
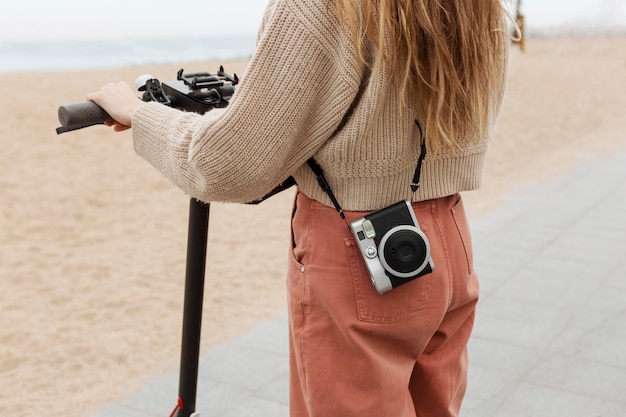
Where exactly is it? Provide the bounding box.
[58,102,113,127]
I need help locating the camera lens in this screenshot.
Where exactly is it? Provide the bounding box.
[379,227,429,278]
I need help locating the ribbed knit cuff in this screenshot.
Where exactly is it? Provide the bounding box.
[131,102,175,170]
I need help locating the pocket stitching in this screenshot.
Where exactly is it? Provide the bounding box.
[345,237,431,324]
[450,202,473,275]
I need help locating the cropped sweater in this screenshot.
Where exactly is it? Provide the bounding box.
[132,0,507,211]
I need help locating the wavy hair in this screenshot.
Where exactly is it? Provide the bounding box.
[335,0,509,153]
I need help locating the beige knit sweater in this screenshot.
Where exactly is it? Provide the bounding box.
[132,0,506,211]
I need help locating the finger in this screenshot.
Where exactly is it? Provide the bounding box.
[113,122,131,132]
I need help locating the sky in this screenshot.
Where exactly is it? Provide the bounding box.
[513,0,626,29]
[0,0,268,41]
[1,0,625,42]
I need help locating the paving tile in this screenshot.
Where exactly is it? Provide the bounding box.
[487,266,599,309]
[567,286,626,332]
[218,397,289,417]
[195,378,255,416]
[468,337,541,374]
[197,344,288,391]
[254,371,290,405]
[459,396,501,417]
[493,382,626,417]
[549,326,626,368]
[92,403,160,417]
[524,353,626,403]
[117,372,178,416]
[229,312,289,355]
[464,365,521,402]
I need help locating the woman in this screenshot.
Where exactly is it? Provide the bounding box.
[87,0,509,415]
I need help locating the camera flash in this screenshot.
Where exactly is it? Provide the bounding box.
[362,220,376,239]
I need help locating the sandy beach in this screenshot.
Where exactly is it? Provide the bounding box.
[0,37,625,417]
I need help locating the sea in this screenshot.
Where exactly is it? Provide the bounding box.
[0,35,257,73]
[1,25,625,74]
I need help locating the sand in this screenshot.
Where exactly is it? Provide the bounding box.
[1,37,625,417]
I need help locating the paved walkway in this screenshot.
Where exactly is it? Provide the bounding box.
[92,151,626,417]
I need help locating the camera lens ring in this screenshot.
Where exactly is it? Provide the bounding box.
[378,225,431,278]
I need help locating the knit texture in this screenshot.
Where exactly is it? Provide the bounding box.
[132,0,505,211]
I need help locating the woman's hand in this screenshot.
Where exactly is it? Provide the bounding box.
[86,82,144,132]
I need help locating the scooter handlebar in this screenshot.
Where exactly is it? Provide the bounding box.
[56,101,113,133]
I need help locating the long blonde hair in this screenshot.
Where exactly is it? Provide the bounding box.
[335,0,509,153]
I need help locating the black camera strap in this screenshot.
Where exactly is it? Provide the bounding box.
[307,120,427,224]
[307,158,346,220]
[411,119,427,193]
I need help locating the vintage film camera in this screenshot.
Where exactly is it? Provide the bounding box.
[350,200,434,294]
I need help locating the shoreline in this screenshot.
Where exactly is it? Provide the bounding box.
[1,32,624,75]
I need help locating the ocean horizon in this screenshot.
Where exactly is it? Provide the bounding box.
[1,26,625,74]
[0,35,257,73]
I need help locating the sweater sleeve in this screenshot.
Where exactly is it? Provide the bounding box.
[132,0,359,204]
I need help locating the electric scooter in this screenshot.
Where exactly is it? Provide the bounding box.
[57,68,291,417]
